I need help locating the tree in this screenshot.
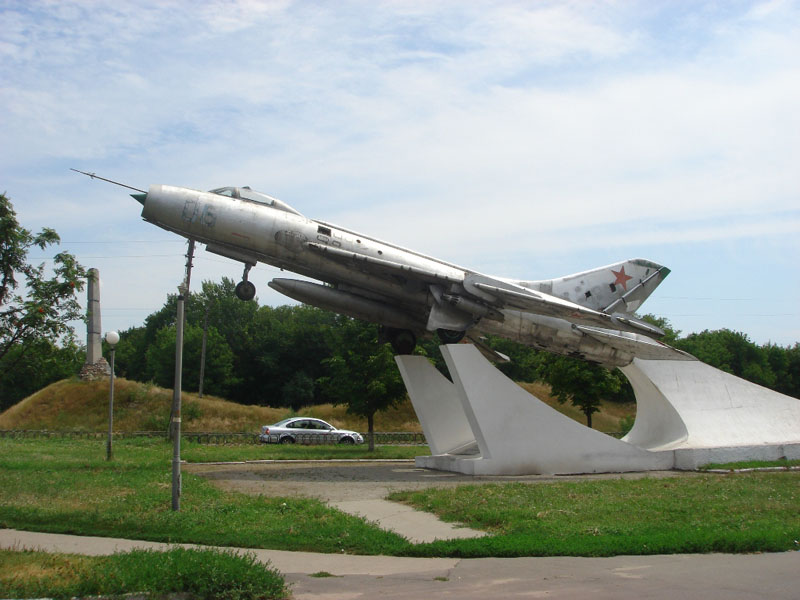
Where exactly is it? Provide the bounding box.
[282,371,315,411]
[536,354,620,428]
[113,326,148,380]
[676,329,777,388]
[144,322,236,397]
[640,314,681,345]
[318,318,407,450]
[0,193,86,405]
[0,332,84,410]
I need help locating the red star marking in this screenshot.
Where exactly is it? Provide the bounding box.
[611,267,633,291]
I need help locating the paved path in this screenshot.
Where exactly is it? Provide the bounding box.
[2,529,799,599]
[184,460,689,544]
[329,498,485,543]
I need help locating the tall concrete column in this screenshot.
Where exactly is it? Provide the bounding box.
[86,268,102,364]
[79,268,110,380]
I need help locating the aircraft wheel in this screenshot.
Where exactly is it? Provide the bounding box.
[235,280,256,301]
[437,328,466,344]
[387,328,417,355]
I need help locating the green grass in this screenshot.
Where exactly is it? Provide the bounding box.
[181,440,428,462]
[2,438,799,559]
[0,437,409,555]
[0,547,287,600]
[699,458,800,471]
[389,476,800,557]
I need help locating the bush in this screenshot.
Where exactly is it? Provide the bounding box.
[1,547,287,600]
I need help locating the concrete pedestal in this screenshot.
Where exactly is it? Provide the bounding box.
[396,345,800,474]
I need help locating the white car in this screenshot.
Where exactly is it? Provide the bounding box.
[259,417,364,445]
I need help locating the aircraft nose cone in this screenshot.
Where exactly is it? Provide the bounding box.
[131,192,147,205]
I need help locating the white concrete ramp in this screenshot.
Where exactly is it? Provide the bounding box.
[621,358,800,468]
[398,345,800,475]
[398,345,672,475]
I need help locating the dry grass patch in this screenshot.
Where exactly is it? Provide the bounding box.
[0,550,91,589]
[1,377,634,434]
[518,382,634,433]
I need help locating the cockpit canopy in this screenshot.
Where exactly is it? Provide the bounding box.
[208,186,303,217]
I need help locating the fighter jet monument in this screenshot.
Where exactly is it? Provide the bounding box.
[75,171,800,473]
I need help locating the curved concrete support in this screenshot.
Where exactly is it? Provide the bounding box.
[621,358,800,451]
[398,345,672,475]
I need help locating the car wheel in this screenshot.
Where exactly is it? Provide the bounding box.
[338,437,355,445]
[279,436,295,444]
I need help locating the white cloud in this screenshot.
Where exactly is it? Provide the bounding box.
[2,0,799,343]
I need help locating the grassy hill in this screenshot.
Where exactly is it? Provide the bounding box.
[0,377,634,434]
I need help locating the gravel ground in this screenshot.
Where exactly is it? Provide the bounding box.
[184,460,696,502]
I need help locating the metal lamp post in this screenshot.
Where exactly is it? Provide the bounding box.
[105,330,120,461]
[171,239,194,512]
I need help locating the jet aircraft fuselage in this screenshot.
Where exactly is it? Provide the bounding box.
[134,183,680,365]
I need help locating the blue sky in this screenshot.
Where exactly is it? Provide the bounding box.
[2,0,798,345]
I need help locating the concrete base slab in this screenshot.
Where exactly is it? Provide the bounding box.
[673,443,800,470]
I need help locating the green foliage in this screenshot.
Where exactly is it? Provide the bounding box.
[0,193,87,410]
[618,414,636,436]
[184,400,203,422]
[0,333,84,410]
[144,322,237,396]
[676,329,776,387]
[673,330,800,398]
[641,313,682,345]
[318,318,407,449]
[115,279,339,407]
[535,354,620,428]
[0,547,287,600]
[282,370,315,411]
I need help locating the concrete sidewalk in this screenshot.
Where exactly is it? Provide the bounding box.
[3,529,799,599]
[329,498,486,543]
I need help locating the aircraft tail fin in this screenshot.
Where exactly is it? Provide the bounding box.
[517,258,670,317]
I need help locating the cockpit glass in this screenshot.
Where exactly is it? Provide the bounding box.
[238,188,275,206]
[208,187,235,197]
[208,186,304,217]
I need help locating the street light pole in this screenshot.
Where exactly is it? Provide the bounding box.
[171,239,194,512]
[105,330,120,461]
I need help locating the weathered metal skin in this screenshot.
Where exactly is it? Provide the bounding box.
[141,184,460,315]
[138,184,676,361]
[475,311,691,367]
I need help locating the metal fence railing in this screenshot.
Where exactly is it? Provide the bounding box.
[0,430,167,440]
[0,429,428,446]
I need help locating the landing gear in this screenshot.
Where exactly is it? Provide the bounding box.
[382,327,417,355]
[235,263,256,301]
[437,328,466,344]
